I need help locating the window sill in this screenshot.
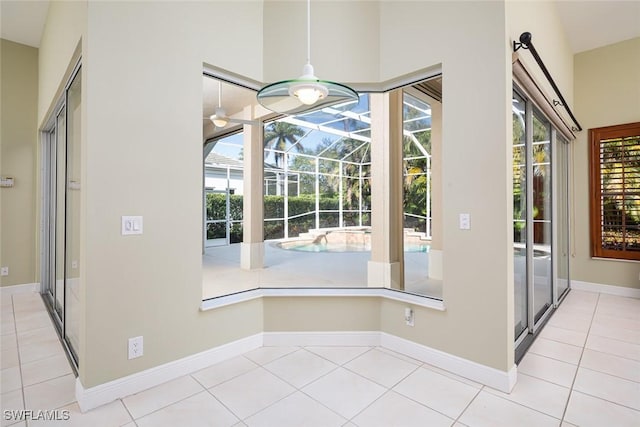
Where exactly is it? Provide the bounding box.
[200,287,445,312]
[590,256,640,264]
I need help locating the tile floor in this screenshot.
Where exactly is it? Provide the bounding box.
[1,289,639,426]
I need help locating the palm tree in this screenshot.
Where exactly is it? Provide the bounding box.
[263,122,305,167]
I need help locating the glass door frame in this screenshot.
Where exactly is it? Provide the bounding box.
[41,103,66,327]
[513,83,571,358]
[552,136,571,304]
[40,60,82,369]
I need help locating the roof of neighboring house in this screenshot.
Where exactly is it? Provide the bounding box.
[204,152,243,168]
[205,150,284,172]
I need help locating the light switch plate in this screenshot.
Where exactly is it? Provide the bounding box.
[459,213,470,230]
[122,216,143,235]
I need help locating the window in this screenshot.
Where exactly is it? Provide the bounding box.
[589,122,640,261]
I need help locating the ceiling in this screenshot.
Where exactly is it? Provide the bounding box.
[555,0,640,53]
[202,77,260,140]
[1,0,638,53]
[0,1,49,48]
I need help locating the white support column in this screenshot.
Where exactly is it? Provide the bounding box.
[339,160,344,228]
[284,152,289,239]
[315,158,320,229]
[428,100,443,280]
[368,90,404,289]
[241,106,264,270]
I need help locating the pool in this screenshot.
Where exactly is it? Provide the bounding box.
[276,228,431,253]
[278,241,430,253]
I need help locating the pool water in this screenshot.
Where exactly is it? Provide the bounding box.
[277,241,430,253]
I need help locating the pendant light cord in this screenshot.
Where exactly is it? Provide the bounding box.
[218,81,222,109]
[306,0,311,65]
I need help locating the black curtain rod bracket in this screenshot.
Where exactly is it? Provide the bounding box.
[513,31,582,132]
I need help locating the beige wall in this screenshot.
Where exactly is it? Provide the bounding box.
[262,0,380,84]
[38,0,87,126]
[32,0,582,389]
[506,0,574,107]
[380,1,514,371]
[0,39,39,287]
[572,38,640,288]
[79,0,263,387]
[263,297,380,331]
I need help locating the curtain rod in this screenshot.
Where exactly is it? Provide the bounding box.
[513,32,582,132]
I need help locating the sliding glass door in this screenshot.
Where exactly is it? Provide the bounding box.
[556,137,571,298]
[513,86,570,354]
[531,110,553,323]
[41,64,81,366]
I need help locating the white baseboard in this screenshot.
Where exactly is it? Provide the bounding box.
[0,283,40,296]
[76,329,518,412]
[263,331,380,347]
[380,333,517,393]
[76,333,263,412]
[572,280,640,299]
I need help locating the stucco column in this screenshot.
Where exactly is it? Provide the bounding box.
[368,90,404,289]
[241,106,264,270]
[428,100,443,280]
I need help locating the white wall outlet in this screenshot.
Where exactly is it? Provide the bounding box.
[71,260,78,269]
[459,213,471,230]
[128,336,143,359]
[121,216,143,236]
[0,267,8,276]
[404,307,414,326]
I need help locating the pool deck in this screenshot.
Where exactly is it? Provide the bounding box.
[202,241,443,300]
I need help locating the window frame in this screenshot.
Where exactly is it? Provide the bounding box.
[589,121,640,261]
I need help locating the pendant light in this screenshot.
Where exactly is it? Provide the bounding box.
[256,0,359,114]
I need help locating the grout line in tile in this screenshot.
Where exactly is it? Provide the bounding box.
[189,355,261,390]
[483,386,565,422]
[512,361,575,389]
[301,345,369,367]
[341,354,421,390]
[345,388,392,423]
[516,371,572,390]
[534,336,585,350]
[568,389,640,414]
[587,330,640,346]
[452,385,483,424]
[578,362,640,384]
[527,349,580,366]
[11,295,30,419]
[559,291,599,424]
[203,386,245,424]
[239,372,299,421]
[264,357,342,391]
[119,397,137,424]
[124,381,207,422]
[580,344,640,363]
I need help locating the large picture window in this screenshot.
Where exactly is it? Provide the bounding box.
[589,122,640,261]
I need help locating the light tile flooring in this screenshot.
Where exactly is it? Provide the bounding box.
[1,289,639,426]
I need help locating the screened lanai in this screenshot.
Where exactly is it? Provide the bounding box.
[202,75,443,299]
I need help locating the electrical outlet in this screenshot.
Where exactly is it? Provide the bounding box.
[0,267,8,276]
[404,307,414,326]
[128,336,143,359]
